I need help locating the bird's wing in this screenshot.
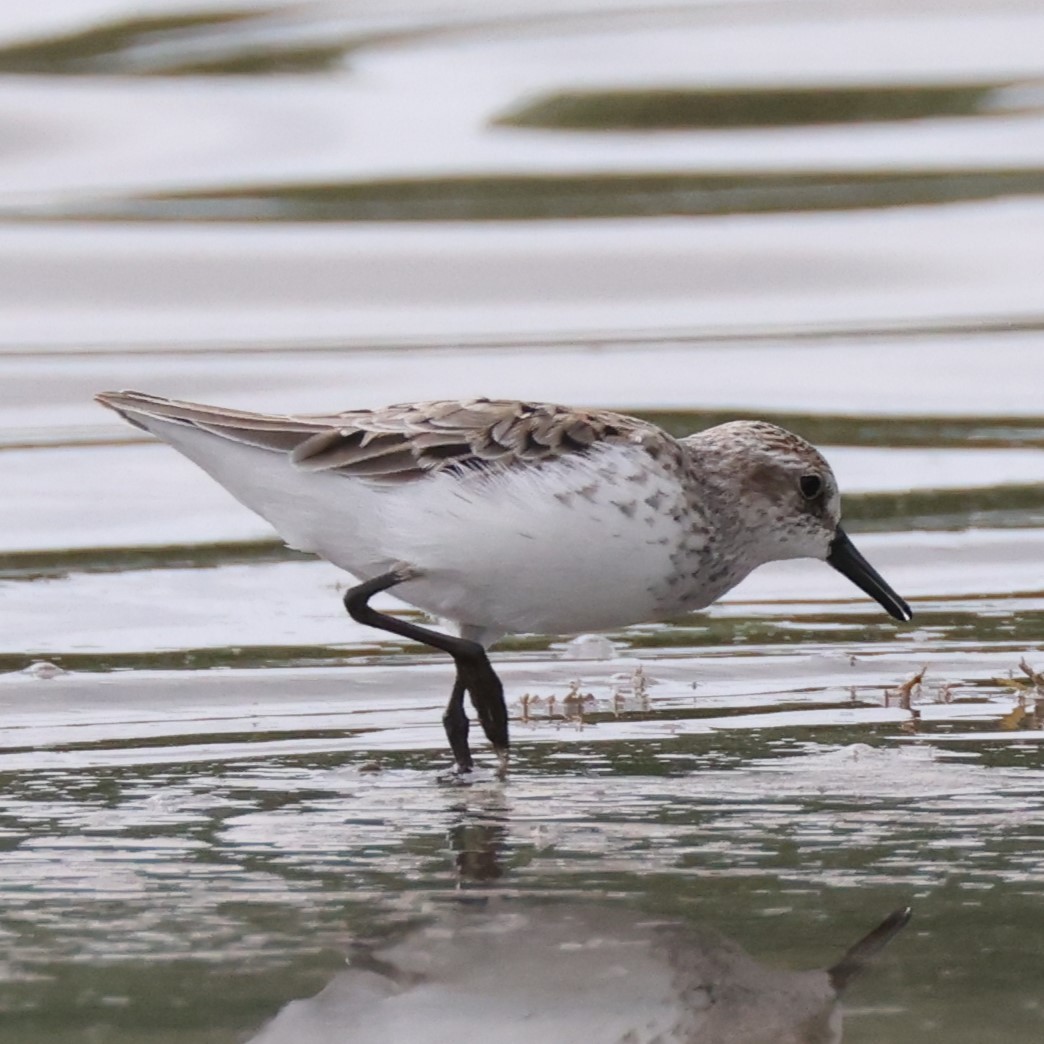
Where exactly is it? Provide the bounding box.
[96,391,674,482]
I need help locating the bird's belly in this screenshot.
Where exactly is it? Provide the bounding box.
[396,542,671,637]
[365,453,689,637]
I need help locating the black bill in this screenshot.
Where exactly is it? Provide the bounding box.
[827,527,912,622]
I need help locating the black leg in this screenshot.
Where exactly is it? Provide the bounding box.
[443,676,472,772]
[343,568,509,771]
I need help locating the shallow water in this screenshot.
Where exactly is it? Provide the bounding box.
[3,1,1044,1041]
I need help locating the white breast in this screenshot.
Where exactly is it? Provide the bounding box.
[376,443,687,637]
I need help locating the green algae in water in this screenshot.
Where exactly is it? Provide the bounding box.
[62,168,1044,224]
[495,81,1035,130]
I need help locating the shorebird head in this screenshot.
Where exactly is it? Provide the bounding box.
[692,421,912,622]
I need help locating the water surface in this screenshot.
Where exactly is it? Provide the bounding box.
[3,1,1043,1041]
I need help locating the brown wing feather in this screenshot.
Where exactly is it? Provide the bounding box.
[289,399,655,480]
[96,391,672,483]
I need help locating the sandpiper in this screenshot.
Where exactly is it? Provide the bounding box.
[96,391,912,772]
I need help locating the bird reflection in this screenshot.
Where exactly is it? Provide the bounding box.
[442,787,513,885]
[249,902,909,1044]
[449,818,507,882]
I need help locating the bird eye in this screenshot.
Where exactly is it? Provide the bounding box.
[799,474,823,499]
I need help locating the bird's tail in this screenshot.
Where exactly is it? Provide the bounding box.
[95,390,333,452]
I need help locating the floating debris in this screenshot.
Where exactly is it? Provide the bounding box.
[885,666,926,733]
[561,679,598,726]
[609,665,652,715]
[560,634,618,661]
[996,658,1044,730]
[18,660,68,680]
[886,666,928,710]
